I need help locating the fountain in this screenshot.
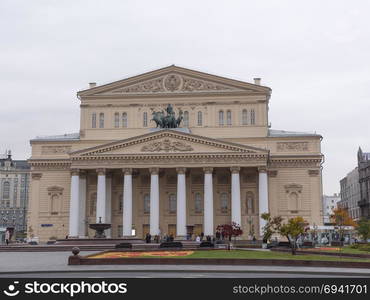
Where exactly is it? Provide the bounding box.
[88,217,111,238]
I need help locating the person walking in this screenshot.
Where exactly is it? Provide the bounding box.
[5,230,10,246]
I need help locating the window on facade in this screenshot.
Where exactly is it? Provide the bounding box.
[99,113,104,128]
[51,194,59,213]
[90,193,97,215]
[195,192,202,213]
[169,194,177,213]
[220,192,229,212]
[242,109,248,125]
[143,194,150,214]
[122,112,128,128]
[289,192,298,210]
[246,192,254,214]
[219,110,224,126]
[227,110,232,126]
[143,112,148,127]
[250,109,255,125]
[92,113,97,128]
[119,194,123,212]
[183,111,189,127]
[197,111,202,126]
[3,182,10,199]
[114,112,120,128]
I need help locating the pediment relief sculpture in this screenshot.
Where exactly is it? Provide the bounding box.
[141,139,193,152]
[109,74,240,94]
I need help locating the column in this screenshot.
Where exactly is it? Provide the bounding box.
[105,173,112,238]
[149,168,160,236]
[96,168,106,223]
[203,167,214,236]
[69,169,80,238]
[176,167,187,237]
[231,166,241,226]
[122,168,133,237]
[78,171,87,238]
[258,167,269,237]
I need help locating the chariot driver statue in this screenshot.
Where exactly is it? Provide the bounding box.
[151,104,183,128]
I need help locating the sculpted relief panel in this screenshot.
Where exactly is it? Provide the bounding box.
[110,74,240,94]
[41,146,71,155]
[277,142,309,152]
[141,139,193,152]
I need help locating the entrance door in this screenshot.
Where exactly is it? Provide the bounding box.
[194,224,203,236]
[168,224,176,237]
[142,224,150,238]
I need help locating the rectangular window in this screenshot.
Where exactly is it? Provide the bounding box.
[92,113,97,128]
[99,113,104,128]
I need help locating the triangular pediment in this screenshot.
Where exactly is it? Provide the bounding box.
[70,130,268,158]
[78,65,271,96]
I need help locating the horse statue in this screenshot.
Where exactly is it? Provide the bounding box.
[151,111,164,128]
[150,105,183,128]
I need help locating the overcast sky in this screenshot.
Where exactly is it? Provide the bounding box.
[1,0,369,195]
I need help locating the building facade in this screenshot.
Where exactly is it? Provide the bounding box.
[339,167,361,221]
[358,147,370,219]
[322,193,340,225]
[27,66,324,242]
[0,151,30,242]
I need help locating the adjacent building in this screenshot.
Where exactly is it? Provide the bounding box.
[358,147,370,219]
[27,65,324,242]
[322,193,340,225]
[0,151,30,242]
[339,167,361,221]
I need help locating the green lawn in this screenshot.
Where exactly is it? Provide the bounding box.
[178,250,370,262]
[313,246,370,255]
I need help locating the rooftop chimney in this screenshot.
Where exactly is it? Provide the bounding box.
[89,82,97,88]
[254,78,261,85]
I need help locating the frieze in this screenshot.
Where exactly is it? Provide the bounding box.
[277,142,309,152]
[141,139,193,152]
[41,146,72,155]
[110,74,238,94]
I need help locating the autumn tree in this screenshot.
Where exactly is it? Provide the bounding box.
[216,222,243,242]
[261,213,283,243]
[278,216,308,255]
[331,207,357,244]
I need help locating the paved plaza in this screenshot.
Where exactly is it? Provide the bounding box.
[0,251,369,278]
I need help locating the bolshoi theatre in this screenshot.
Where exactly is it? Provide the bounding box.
[27,66,324,242]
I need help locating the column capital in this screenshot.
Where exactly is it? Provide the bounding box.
[176,167,186,174]
[70,169,80,176]
[96,168,106,176]
[230,166,241,174]
[203,167,214,174]
[122,168,133,175]
[258,166,267,173]
[79,170,87,178]
[149,167,159,175]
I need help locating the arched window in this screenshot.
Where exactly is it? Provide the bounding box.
[143,194,150,214]
[99,113,104,128]
[219,110,224,126]
[92,113,97,128]
[242,109,248,125]
[220,192,229,212]
[122,112,128,128]
[250,109,255,125]
[246,192,254,214]
[183,111,189,127]
[51,194,59,213]
[114,112,120,128]
[197,111,202,126]
[227,110,232,126]
[195,192,202,213]
[89,193,97,215]
[289,192,299,210]
[143,112,148,127]
[169,194,176,213]
[3,182,10,199]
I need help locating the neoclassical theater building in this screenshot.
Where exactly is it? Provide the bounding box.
[27,66,323,242]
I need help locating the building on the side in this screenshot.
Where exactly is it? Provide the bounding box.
[339,167,361,221]
[322,193,340,225]
[27,65,324,242]
[0,150,30,243]
[358,147,370,219]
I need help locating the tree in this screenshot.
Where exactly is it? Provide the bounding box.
[278,216,308,255]
[357,218,370,242]
[331,207,357,244]
[216,222,243,242]
[261,213,283,243]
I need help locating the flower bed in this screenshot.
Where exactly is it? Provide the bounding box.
[89,250,194,259]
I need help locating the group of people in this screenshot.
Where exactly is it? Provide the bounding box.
[144,233,175,244]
